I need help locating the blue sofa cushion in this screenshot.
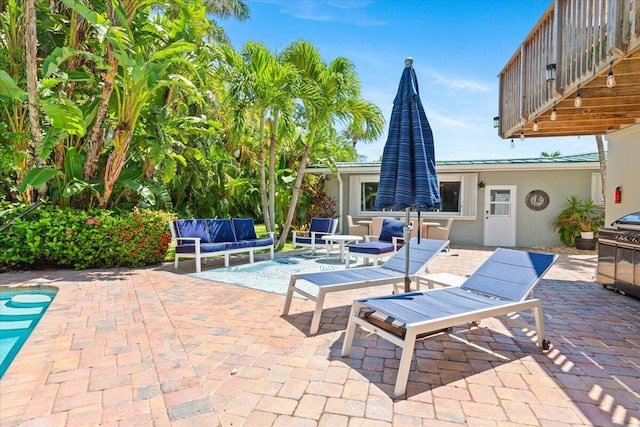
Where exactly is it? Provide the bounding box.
[379,219,405,243]
[233,218,257,241]
[176,242,226,253]
[225,240,254,250]
[348,241,395,255]
[244,237,273,247]
[310,217,334,233]
[175,219,210,243]
[207,219,237,243]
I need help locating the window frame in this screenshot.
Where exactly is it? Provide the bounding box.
[349,173,478,218]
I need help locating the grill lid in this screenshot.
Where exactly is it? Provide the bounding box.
[612,212,640,229]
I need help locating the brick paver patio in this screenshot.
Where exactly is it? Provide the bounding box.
[1,246,639,426]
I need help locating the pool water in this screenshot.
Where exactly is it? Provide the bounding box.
[0,287,57,378]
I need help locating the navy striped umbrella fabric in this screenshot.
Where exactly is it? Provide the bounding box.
[374,58,441,292]
[375,58,441,212]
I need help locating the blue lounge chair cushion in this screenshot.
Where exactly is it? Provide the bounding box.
[207,219,237,243]
[175,219,210,243]
[233,218,257,240]
[310,217,334,233]
[379,219,405,242]
[175,242,226,253]
[349,241,395,255]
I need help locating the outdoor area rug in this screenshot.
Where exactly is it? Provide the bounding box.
[188,255,346,297]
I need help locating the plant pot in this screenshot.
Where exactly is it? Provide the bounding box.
[580,231,595,239]
[575,237,596,250]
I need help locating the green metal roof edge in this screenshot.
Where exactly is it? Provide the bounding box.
[308,152,602,169]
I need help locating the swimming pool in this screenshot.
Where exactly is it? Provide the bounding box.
[0,286,57,378]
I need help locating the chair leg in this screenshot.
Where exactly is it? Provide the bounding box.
[341,302,360,356]
[196,256,201,274]
[270,246,274,260]
[249,249,254,264]
[224,253,230,268]
[282,276,296,316]
[309,289,327,335]
[532,301,546,348]
[174,254,179,269]
[394,331,417,396]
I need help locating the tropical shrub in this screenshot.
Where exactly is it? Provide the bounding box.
[0,205,172,270]
[552,196,604,246]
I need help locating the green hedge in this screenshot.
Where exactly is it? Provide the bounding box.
[0,206,173,270]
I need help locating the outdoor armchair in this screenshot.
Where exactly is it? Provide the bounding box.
[292,217,339,255]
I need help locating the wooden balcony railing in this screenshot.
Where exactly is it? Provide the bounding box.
[498,0,640,139]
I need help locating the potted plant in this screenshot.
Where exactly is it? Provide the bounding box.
[552,196,604,248]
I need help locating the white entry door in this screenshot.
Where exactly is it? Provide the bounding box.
[483,185,516,247]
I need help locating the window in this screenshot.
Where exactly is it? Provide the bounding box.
[361,182,378,211]
[350,174,478,217]
[489,189,511,216]
[439,181,460,212]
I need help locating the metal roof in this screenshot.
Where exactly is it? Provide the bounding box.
[308,152,601,172]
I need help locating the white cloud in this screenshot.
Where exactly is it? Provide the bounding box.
[261,0,386,26]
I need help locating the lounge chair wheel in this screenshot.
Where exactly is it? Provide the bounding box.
[541,339,550,350]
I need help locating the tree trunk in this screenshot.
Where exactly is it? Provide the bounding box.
[277,136,314,249]
[99,126,132,208]
[595,134,607,203]
[25,0,45,201]
[83,57,115,180]
[268,112,279,234]
[83,2,120,181]
[258,114,271,232]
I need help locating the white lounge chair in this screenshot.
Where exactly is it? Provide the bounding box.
[282,238,449,335]
[341,247,558,396]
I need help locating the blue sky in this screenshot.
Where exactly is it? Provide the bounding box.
[221,0,600,161]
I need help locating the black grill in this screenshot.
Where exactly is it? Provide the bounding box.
[597,212,640,299]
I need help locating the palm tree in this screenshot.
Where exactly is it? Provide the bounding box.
[277,41,383,248]
[224,42,296,233]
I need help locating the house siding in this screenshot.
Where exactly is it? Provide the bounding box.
[605,124,640,225]
[311,155,601,247]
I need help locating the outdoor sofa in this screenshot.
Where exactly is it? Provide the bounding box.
[170,218,275,272]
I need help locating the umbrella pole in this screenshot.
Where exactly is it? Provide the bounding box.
[404,207,411,293]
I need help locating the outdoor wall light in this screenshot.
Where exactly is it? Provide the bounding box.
[574,84,582,107]
[520,130,525,141]
[533,119,539,131]
[478,180,485,189]
[493,116,499,128]
[545,63,556,82]
[550,103,557,121]
[510,139,515,148]
[606,61,616,88]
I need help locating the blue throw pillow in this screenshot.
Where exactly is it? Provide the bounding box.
[310,217,334,233]
[379,219,405,242]
[207,219,237,243]
[232,218,257,240]
[175,219,210,243]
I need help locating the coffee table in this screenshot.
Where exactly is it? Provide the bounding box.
[321,235,363,262]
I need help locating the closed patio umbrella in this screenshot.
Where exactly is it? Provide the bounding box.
[374,58,441,292]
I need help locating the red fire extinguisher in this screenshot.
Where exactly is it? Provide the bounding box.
[614,186,622,204]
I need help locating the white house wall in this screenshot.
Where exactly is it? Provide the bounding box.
[605,124,640,225]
